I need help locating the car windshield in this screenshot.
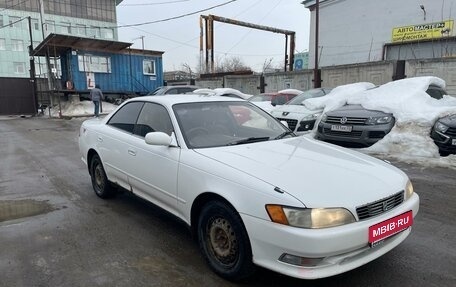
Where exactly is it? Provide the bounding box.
[287,89,327,105]
[173,101,293,148]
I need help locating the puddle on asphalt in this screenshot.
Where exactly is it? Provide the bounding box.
[0,199,56,222]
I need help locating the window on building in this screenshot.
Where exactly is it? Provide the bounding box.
[88,27,101,38]
[9,16,22,29]
[78,55,111,73]
[76,24,86,36]
[143,60,156,75]
[0,15,3,27]
[11,39,24,51]
[45,20,55,33]
[102,28,114,39]
[13,62,26,74]
[0,38,5,50]
[61,22,71,34]
[31,18,39,31]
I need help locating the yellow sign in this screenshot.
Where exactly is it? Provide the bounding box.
[392,20,454,43]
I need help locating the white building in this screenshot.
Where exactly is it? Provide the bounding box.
[303,0,456,68]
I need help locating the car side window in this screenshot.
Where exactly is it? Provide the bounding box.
[134,103,174,137]
[426,88,444,100]
[107,102,144,133]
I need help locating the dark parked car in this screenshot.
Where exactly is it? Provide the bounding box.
[317,84,447,147]
[431,115,456,155]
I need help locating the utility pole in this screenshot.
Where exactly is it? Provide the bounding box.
[28,16,38,115]
[38,0,46,39]
[313,0,322,88]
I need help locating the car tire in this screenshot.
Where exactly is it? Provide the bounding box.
[90,154,115,199]
[439,150,450,157]
[197,201,255,281]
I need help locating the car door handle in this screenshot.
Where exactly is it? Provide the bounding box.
[128,150,136,156]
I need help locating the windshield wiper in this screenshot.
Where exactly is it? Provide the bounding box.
[226,137,270,146]
[274,131,295,140]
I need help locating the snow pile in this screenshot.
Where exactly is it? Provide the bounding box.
[304,82,375,112]
[306,76,456,166]
[278,88,304,95]
[49,100,118,118]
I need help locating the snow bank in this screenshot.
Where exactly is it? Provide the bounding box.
[304,82,375,112]
[306,76,456,166]
[49,100,118,118]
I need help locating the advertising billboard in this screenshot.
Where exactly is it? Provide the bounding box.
[392,20,454,43]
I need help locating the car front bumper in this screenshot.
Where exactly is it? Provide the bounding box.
[241,193,419,279]
[316,122,394,147]
[430,130,456,153]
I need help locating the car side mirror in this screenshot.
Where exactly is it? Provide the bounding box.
[145,132,173,146]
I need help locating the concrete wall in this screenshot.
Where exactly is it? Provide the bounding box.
[321,61,394,87]
[264,70,313,92]
[406,58,456,95]
[225,75,261,95]
[194,59,456,96]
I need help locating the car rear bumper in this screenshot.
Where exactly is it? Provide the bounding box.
[316,122,394,147]
[241,193,419,279]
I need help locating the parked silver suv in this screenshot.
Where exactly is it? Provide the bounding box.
[316,105,395,147]
[317,84,447,147]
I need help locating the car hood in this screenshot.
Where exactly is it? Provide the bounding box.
[271,105,321,116]
[437,114,456,127]
[196,137,406,209]
[327,104,393,117]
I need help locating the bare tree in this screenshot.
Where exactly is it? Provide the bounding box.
[215,56,251,72]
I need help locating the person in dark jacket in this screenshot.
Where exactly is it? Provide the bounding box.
[90,84,104,117]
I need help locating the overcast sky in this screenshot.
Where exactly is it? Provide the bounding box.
[116,0,310,72]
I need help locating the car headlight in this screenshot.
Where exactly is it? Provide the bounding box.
[266,205,355,229]
[434,121,449,133]
[301,113,321,121]
[320,113,327,122]
[405,180,414,200]
[365,116,393,125]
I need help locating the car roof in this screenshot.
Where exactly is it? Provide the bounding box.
[126,94,245,106]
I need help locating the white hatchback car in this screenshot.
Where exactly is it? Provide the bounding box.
[271,88,332,134]
[79,95,419,280]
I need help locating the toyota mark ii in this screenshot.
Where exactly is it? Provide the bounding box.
[78,95,419,280]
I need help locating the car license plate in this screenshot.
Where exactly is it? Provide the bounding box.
[368,211,413,247]
[452,139,456,145]
[331,125,352,132]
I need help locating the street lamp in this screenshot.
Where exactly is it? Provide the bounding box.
[420,4,426,21]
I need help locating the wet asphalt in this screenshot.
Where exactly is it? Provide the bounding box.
[0,116,455,287]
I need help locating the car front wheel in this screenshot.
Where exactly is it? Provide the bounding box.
[90,154,114,198]
[197,201,255,281]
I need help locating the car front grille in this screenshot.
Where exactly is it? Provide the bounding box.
[356,191,404,220]
[323,128,362,138]
[326,116,367,125]
[277,118,298,131]
[445,127,456,136]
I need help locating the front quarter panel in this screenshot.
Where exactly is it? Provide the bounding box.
[176,149,304,225]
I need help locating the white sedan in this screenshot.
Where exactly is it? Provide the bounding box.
[78,95,419,280]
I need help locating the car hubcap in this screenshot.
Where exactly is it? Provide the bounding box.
[207,217,237,266]
[94,164,104,191]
